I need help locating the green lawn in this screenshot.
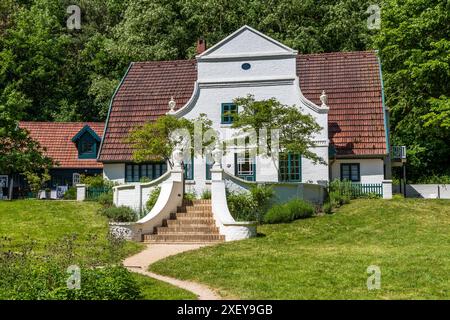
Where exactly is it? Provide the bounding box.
[132,273,196,300]
[150,198,450,299]
[0,199,142,262]
[0,200,195,300]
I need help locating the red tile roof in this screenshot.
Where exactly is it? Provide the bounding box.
[19,122,105,169]
[99,51,387,161]
[298,51,387,156]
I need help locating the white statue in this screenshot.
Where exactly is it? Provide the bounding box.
[320,90,328,107]
[168,96,176,113]
[172,144,183,169]
[212,141,223,169]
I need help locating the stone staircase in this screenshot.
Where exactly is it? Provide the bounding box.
[142,199,225,243]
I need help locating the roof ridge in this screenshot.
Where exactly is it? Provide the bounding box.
[19,121,105,124]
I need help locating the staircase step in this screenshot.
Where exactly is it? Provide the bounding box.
[177,206,212,213]
[183,199,211,205]
[143,233,224,243]
[174,216,216,223]
[167,220,216,227]
[156,226,220,234]
[172,212,213,219]
[144,198,220,243]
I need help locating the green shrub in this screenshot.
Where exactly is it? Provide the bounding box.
[250,185,274,220]
[81,174,115,188]
[226,185,274,223]
[264,199,314,224]
[329,190,344,207]
[392,193,404,200]
[99,206,137,222]
[140,176,152,183]
[201,189,211,200]
[361,192,381,199]
[415,174,450,184]
[0,240,141,300]
[63,187,76,200]
[322,202,333,215]
[227,191,257,221]
[98,192,113,207]
[146,187,161,211]
[184,191,197,201]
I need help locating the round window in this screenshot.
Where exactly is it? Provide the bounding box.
[241,63,251,70]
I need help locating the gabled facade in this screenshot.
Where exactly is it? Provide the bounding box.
[99,26,389,193]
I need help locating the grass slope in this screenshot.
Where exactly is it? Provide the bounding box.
[0,199,142,260]
[0,200,195,300]
[150,199,450,299]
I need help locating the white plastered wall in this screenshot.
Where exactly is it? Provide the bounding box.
[330,158,385,184]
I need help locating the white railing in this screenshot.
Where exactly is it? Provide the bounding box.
[392,146,406,159]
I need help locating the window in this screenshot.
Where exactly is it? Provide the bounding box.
[80,140,94,154]
[184,154,194,180]
[72,173,81,185]
[77,134,97,159]
[340,163,360,182]
[234,152,255,181]
[221,103,237,124]
[241,63,251,70]
[72,126,101,159]
[279,153,301,182]
[125,163,167,182]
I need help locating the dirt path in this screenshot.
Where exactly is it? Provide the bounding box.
[123,244,221,300]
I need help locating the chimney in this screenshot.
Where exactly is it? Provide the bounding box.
[196,38,206,55]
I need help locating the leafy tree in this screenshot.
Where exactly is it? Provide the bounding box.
[24,169,51,198]
[127,114,213,168]
[373,0,450,180]
[0,116,53,194]
[231,95,324,179]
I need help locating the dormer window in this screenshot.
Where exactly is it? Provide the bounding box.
[71,125,101,159]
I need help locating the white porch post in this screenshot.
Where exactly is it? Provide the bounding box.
[382,180,393,199]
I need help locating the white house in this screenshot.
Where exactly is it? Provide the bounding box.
[97,26,392,242]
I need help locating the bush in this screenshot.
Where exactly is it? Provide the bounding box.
[184,191,197,201]
[227,191,257,221]
[81,174,115,188]
[264,199,314,224]
[322,202,333,215]
[146,187,161,211]
[329,190,344,207]
[392,193,404,200]
[227,185,274,223]
[415,174,450,184]
[140,176,151,183]
[63,187,76,200]
[360,192,381,199]
[99,206,137,222]
[250,185,274,220]
[201,189,211,200]
[0,239,141,300]
[98,192,113,207]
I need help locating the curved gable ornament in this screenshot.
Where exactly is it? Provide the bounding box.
[294,78,329,114]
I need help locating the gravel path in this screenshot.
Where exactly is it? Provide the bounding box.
[123,244,221,300]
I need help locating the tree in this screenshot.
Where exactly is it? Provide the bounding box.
[0,116,53,196]
[231,95,324,179]
[24,169,51,198]
[127,114,213,168]
[372,0,450,180]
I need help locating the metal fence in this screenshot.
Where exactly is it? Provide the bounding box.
[86,186,111,200]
